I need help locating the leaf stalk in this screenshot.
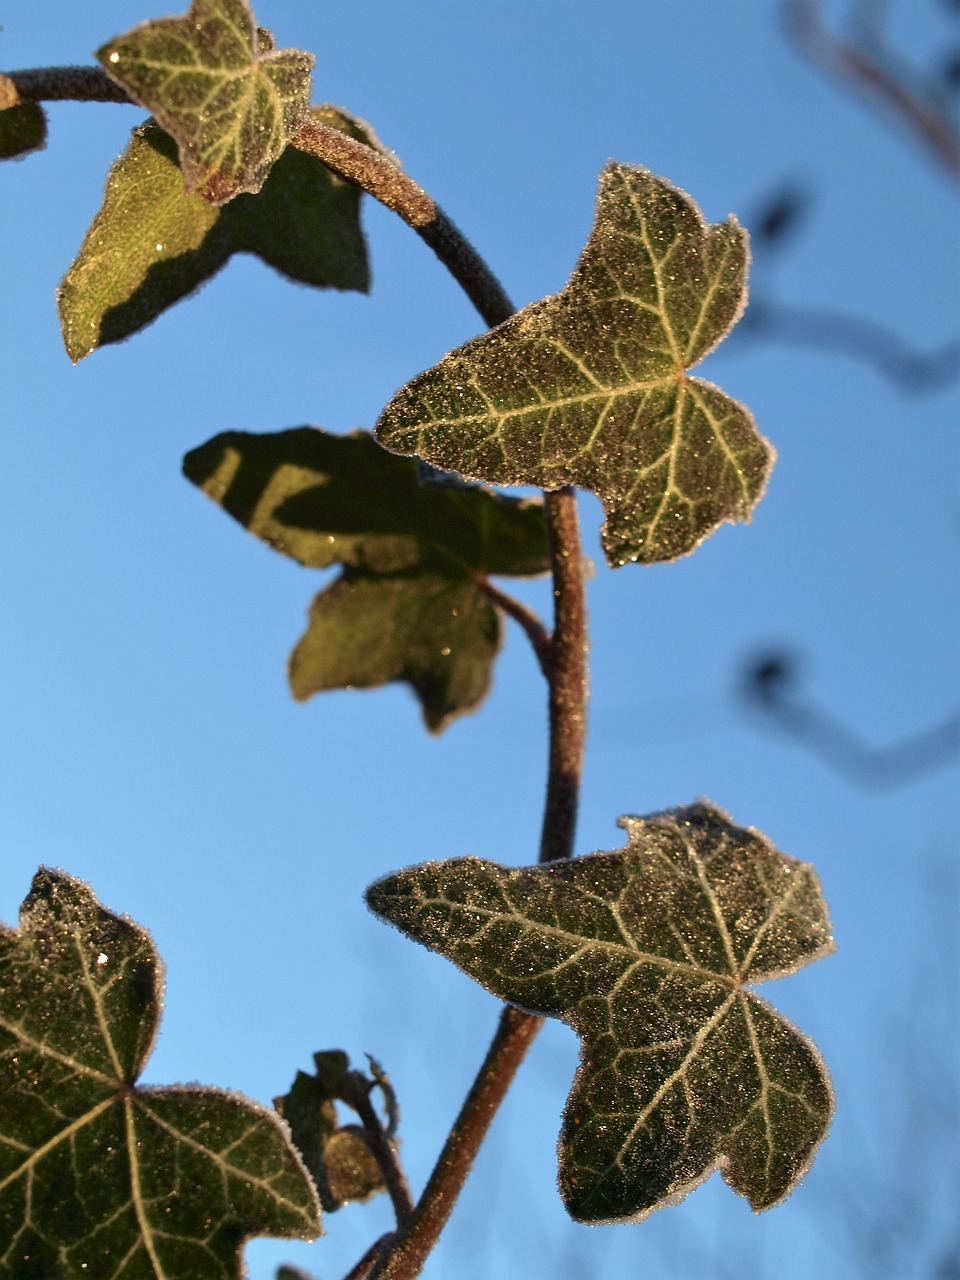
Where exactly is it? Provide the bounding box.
[8,63,590,1278]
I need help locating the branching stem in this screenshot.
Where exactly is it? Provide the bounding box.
[475,578,551,677]
[340,1072,415,1229]
[6,69,589,1279]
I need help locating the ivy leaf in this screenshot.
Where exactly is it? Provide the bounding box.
[0,869,321,1279]
[377,163,775,567]
[97,0,313,204]
[274,1051,385,1213]
[0,100,47,160]
[183,427,550,731]
[59,108,373,362]
[366,800,834,1224]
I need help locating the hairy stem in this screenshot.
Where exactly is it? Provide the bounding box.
[475,577,551,677]
[1,66,130,105]
[6,66,589,1277]
[369,1007,543,1280]
[343,1234,395,1280]
[341,1072,415,1228]
[291,121,515,329]
[299,110,590,1280]
[539,488,589,864]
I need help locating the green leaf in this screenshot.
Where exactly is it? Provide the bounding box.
[376,163,775,567]
[0,869,321,1279]
[58,110,371,361]
[366,800,834,1224]
[0,101,47,160]
[97,0,313,204]
[274,1052,385,1213]
[183,427,550,731]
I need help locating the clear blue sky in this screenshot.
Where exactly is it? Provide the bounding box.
[2,3,958,1278]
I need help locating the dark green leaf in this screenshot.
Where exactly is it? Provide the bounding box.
[97,0,313,204]
[377,163,775,567]
[289,574,500,733]
[366,800,834,1224]
[0,869,321,1279]
[59,110,371,361]
[274,1052,385,1213]
[183,428,549,731]
[0,102,47,160]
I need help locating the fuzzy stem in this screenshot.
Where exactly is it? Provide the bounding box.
[475,577,551,677]
[341,1073,415,1229]
[1,66,130,105]
[299,109,591,1280]
[539,489,589,864]
[6,66,590,1278]
[368,1007,544,1280]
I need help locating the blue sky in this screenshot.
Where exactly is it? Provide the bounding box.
[2,3,958,1278]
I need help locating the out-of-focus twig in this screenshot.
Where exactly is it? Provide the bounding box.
[738,298,960,390]
[742,652,960,788]
[784,0,960,180]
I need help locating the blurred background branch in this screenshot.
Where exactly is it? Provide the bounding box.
[784,0,960,180]
[740,651,960,789]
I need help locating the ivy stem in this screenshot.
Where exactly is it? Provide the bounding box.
[340,1072,415,1228]
[342,1234,395,1280]
[474,577,551,678]
[7,70,589,1279]
[295,111,592,1280]
[539,488,589,864]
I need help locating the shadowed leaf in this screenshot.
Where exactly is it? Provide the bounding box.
[0,869,321,1279]
[59,109,373,361]
[274,1052,385,1213]
[0,102,47,160]
[366,800,834,1224]
[97,0,313,203]
[377,163,774,567]
[183,427,549,731]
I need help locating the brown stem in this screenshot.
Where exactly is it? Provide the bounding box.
[1,66,130,105]
[340,1072,415,1228]
[6,64,588,1277]
[475,577,551,677]
[303,106,590,1280]
[292,122,515,329]
[368,1007,543,1280]
[539,489,589,865]
[343,1235,396,1280]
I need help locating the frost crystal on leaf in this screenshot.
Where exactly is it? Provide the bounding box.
[366,800,834,1223]
[377,164,774,567]
[0,869,321,1279]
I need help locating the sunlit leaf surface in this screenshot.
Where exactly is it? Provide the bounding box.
[0,870,321,1279]
[184,428,549,731]
[59,109,372,361]
[377,163,774,566]
[366,800,834,1223]
[97,0,313,203]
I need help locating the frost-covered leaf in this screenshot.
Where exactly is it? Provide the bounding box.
[59,109,371,361]
[97,0,313,203]
[0,869,321,1279]
[274,1051,385,1213]
[0,102,47,160]
[366,800,834,1224]
[184,427,549,731]
[377,163,774,567]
